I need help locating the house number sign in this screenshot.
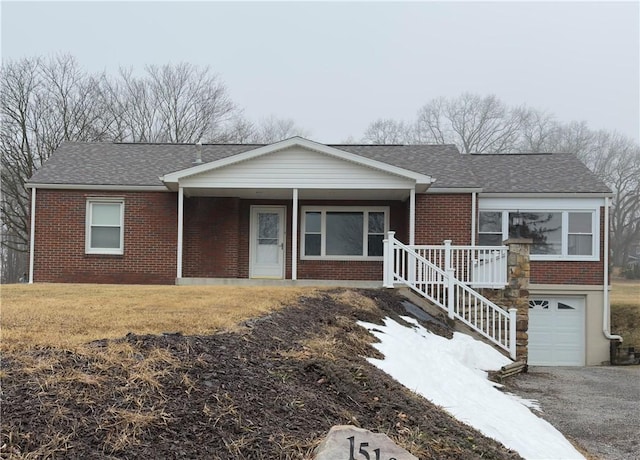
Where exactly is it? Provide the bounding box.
[346,435,397,460]
[314,425,416,460]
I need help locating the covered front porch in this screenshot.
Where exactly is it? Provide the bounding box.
[162,138,434,283]
[174,191,413,283]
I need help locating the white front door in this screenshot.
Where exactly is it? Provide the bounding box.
[250,206,285,279]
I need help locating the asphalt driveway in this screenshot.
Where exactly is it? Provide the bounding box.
[506,366,640,460]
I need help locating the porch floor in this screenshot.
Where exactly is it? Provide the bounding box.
[176,278,383,288]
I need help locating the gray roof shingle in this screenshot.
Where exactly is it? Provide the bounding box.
[27,141,610,194]
[466,153,612,193]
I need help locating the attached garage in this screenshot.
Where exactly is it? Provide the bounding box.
[528,297,586,366]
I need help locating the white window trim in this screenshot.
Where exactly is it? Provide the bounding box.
[301,206,389,261]
[85,198,125,255]
[479,209,600,261]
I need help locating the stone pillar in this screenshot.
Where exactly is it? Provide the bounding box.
[503,238,532,362]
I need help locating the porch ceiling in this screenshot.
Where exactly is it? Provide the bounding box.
[183,187,413,200]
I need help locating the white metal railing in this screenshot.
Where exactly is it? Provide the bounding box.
[413,241,508,288]
[383,232,516,359]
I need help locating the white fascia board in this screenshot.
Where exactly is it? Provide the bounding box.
[479,195,606,210]
[479,192,612,199]
[25,183,169,191]
[160,136,434,185]
[426,187,483,194]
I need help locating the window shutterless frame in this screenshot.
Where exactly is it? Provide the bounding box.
[300,206,389,260]
[477,209,599,261]
[85,198,125,255]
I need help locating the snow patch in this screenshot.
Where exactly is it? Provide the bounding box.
[358,316,584,460]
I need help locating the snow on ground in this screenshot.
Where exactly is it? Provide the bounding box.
[358,316,584,460]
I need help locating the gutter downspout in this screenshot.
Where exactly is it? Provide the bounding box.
[28,187,36,283]
[603,197,622,342]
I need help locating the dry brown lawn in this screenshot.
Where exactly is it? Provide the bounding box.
[1,283,319,350]
[610,280,640,347]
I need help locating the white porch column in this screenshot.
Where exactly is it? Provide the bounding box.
[383,231,396,288]
[28,187,36,284]
[176,186,184,279]
[291,188,298,281]
[409,188,416,245]
[471,191,477,246]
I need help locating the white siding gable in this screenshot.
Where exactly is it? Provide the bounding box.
[179,146,415,189]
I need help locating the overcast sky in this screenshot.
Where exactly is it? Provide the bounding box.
[2,1,639,144]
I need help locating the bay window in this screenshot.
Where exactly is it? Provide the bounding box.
[302,207,388,259]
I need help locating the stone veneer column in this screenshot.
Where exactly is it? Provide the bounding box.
[504,238,532,362]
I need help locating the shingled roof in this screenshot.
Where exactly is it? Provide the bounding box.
[466,153,612,194]
[26,141,610,194]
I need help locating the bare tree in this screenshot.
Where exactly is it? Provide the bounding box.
[98,63,237,143]
[361,119,414,144]
[225,114,310,144]
[223,114,258,143]
[147,63,235,143]
[1,55,110,280]
[414,93,525,153]
[514,108,559,153]
[250,115,310,143]
[97,69,159,142]
[1,57,40,258]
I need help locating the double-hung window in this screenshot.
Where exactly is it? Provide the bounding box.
[86,199,124,254]
[478,209,597,260]
[567,212,594,256]
[302,207,388,259]
[478,211,504,246]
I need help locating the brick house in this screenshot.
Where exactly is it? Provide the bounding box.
[26,137,617,365]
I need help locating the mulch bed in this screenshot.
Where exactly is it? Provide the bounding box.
[1,289,521,459]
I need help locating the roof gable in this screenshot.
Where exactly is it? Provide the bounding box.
[160,137,434,187]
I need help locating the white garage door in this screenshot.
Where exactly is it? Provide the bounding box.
[528,297,585,366]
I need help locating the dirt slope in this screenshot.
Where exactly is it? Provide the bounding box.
[1,289,521,459]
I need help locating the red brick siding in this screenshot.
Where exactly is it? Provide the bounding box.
[36,190,604,286]
[33,190,177,284]
[297,260,383,280]
[415,194,472,245]
[183,197,240,278]
[530,207,605,285]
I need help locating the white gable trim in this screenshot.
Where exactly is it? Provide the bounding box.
[160,137,434,186]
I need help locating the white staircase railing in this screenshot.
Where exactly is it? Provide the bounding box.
[383,232,517,359]
[413,241,508,288]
